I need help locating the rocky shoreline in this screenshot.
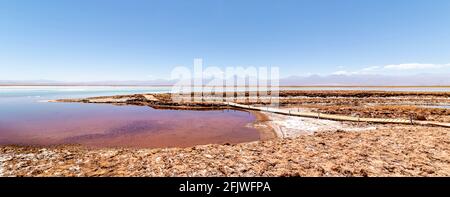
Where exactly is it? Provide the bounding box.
[51,90,450,121]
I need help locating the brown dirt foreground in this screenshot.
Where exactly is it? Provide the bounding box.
[1,125,449,177]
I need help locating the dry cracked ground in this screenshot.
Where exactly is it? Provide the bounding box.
[1,125,449,177]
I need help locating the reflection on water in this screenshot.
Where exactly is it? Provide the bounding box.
[0,101,259,148]
[0,87,259,148]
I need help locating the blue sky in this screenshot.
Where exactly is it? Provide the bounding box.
[1,0,450,81]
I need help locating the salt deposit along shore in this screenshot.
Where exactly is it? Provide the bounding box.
[1,90,449,176]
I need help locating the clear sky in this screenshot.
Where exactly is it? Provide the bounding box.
[1,0,450,81]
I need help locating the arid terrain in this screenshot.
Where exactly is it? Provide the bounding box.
[1,125,448,177]
[1,90,449,176]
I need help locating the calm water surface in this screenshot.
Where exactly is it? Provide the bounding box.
[0,86,259,148]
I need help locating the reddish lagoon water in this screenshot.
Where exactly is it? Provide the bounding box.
[0,87,260,148]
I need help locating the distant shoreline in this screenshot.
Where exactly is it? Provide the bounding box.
[1,84,450,88]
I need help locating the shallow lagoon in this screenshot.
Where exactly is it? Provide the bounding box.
[0,86,259,148]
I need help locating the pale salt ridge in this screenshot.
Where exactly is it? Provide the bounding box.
[263,111,377,138]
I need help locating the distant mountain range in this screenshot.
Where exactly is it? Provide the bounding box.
[279,73,450,86]
[1,73,449,86]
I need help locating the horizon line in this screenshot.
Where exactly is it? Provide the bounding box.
[1,84,450,88]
